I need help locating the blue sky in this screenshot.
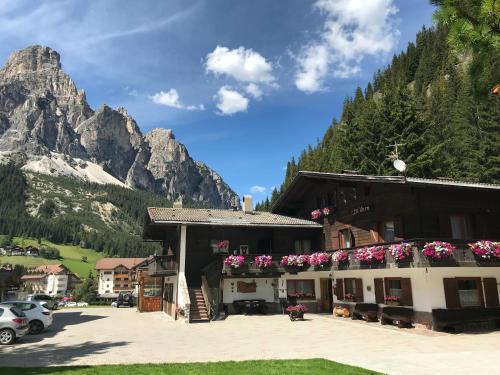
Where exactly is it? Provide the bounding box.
[0,0,435,201]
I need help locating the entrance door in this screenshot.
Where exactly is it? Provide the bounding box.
[320,278,333,312]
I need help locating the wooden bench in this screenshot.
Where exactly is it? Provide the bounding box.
[233,299,267,315]
[381,306,414,327]
[351,303,379,322]
[432,308,500,331]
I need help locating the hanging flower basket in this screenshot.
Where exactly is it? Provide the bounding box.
[332,250,348,264]
[224,255,245,269]
[254,255,273,268]
[309,252,331,268]
[310,207,333,222]
[353,246,385,263]
[468,240,500,260]
[213,240,230,254]
[422,241,456,261]
[388,243,412,262]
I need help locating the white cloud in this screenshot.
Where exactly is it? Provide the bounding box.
[245,83,263,99]
[206,45,275,83]
[150,89,204,111]
[214,86,248,115]
[295,0,399,93]
[250,185,266,194]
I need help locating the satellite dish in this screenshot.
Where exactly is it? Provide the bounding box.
[393,159,407,172]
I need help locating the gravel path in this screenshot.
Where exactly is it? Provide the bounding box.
[1,307,499,374]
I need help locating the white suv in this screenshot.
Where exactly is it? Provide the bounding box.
[0,301,53,334]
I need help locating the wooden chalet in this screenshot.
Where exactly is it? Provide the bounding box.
[272,171,500,330]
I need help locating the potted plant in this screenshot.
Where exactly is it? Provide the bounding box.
[254,255,273,271]
[224,255,245,269]
[332,249,348,264]
[353,246,385,264]
[468,240,500,260]
[388,243,412,262]
[422,241,456,261]
[385,296,401,306]
[309,252,331,268]
[286,304,308,321]
[280,254,310,269]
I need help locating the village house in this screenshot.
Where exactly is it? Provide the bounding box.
[140,196,322,321]
[272,171,500,330]
[95,258,146,299]
[21,264,81,296]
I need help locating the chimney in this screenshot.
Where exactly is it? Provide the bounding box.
[242,195,253,213]
[173,197,183,209]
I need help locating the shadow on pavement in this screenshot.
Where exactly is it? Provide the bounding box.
[21,311,108,344]
[0,339,129,369]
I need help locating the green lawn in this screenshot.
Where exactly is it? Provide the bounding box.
[0,237,103,278]
[0,359,379,375]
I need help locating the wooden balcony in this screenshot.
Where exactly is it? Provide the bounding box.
[147,255,178,276]
[329,239,500,271]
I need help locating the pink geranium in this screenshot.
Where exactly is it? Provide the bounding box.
[254,255,273,268]
[309,252,331,267]
[422,241,456,261]
[224,255,245,268]
[217,240,229,250]
[468,240,500,260]
[311,209,322,220]
[353,246,385,263]
[280,254,310,267]
[332,249,348,263]
[388,243,412,262]
[286,304,308,313]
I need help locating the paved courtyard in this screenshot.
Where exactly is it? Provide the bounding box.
[1,307,499,374]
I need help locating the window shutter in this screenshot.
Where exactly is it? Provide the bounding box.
[443,278,460,308]
[483,278,498,308]
[400,278,413,306]
[336,278,344,300]
[355,278,364,302]
[374,278,384,304]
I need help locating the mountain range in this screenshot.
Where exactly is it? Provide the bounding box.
[0,45,238,208]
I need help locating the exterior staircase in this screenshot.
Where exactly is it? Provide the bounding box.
[188,288,210,323]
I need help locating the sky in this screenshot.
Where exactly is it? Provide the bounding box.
[0,0,436,202]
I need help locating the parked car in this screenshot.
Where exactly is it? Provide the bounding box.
[0,301,53,334]
[115,292,134,308]
[77,302,88,307]
[0,305,29,345]
[26,294,57,310]
[65,302,77,307]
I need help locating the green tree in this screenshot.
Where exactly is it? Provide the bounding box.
[73,273,97,302]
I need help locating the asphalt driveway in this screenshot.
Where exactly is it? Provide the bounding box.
[1,307,499,374]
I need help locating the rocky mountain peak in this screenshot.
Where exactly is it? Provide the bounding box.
[0,45,239,208]
[2,45,61,77]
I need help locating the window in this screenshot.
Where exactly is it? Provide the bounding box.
[344,278,357,296]
[450,215,472,239]
[386,279,402,297]
[143,276,161,297]
[104,271,112,275]
[383,221,395,243]
[287,280,315,299]
[339,229,353,248]
[105,290,110,294]
[457,279,481,307]
[294,240,311,254]
[239,245,249,255]
[164,283,174,303]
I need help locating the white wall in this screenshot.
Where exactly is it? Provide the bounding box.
[98,270,114,295]
[46,274,68,295]
[332,267,500,312]
[223,278,276,303]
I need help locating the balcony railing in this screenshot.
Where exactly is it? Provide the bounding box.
[147,255,178,276]
[221,239,500,275]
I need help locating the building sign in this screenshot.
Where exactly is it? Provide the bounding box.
[352,205,372,215]
[237,281,257,293]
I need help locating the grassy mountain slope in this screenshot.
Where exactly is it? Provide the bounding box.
[0,237,103,278]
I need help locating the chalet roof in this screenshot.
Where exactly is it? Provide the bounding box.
[95,258,148,270]
[146,207,321,228]
[34,264,67,275]
[272,171,500,211]
[21,274,46,280]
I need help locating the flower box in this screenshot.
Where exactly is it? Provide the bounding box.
[468,240,500,260]
[280,254,310,268]
[354,246,385,263]
[224,255,245,269]
[309,252,331,268]
[388,243,412,262]
[254,255,273,269]
[385,296,400,306]
[422,241,456,261]
[332,250,348,264]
